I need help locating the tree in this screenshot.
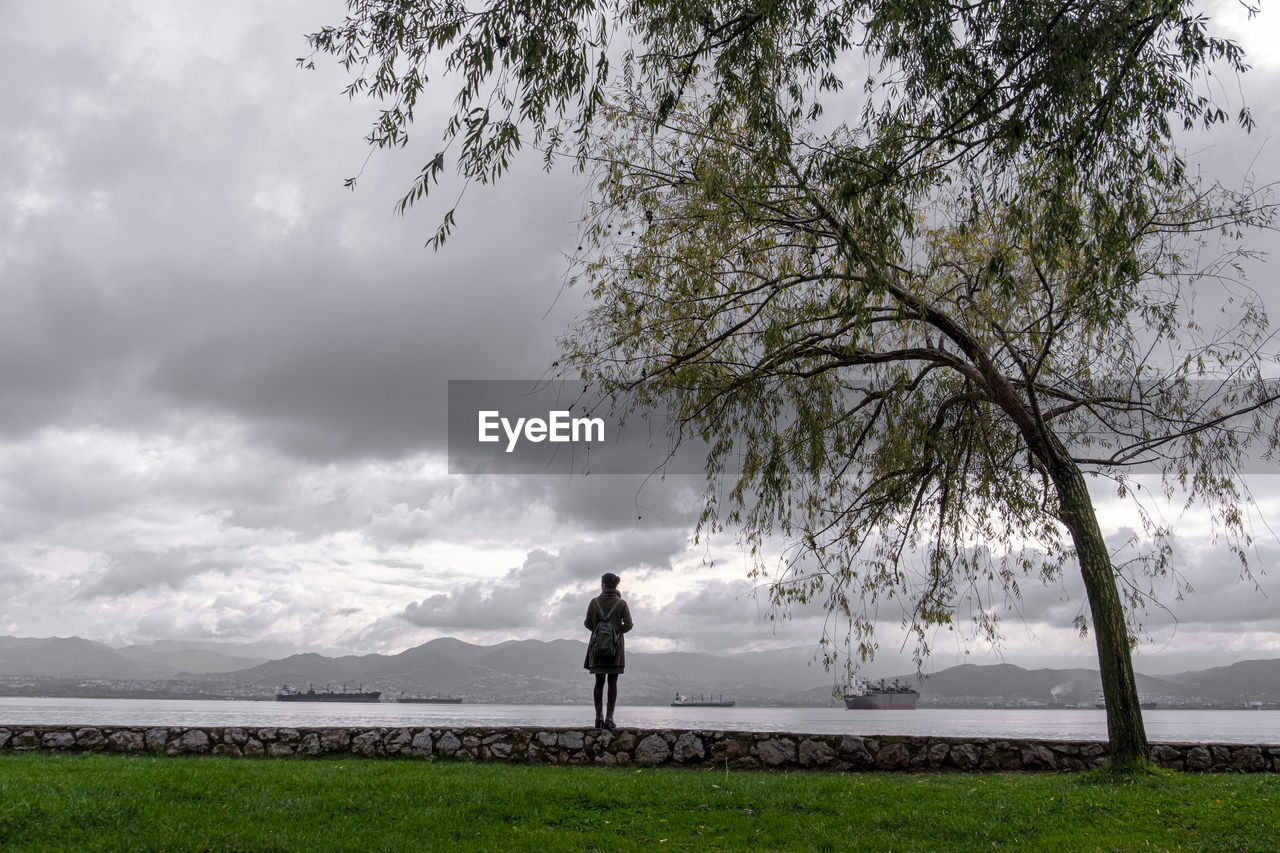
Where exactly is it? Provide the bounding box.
[303,0,1277,763]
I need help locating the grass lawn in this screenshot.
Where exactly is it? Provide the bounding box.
[1,752,1276,851]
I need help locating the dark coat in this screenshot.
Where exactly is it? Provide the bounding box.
[583,589,633,674]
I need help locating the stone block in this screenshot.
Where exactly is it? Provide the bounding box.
[673,733,705,764]
[1020,744,1057,771]
[436,732,462,756]
[875,742,910,770]
[947,743,980,769]
[297,733,322,756]
[1185,746,1212,771]
[74,728,107,750]
[410,731,434,757]
[108,731,144,752]
[43,731,76,750]
[1150,745,1183,769]
[384,728,413,754]
[12,730,40,751]
[351,731,384,756]
[144,728,169,750]
[710,736,750,763]
[558,731,585,750]
[320,729,351,752]
[267,742,296,757]
[756,737,797,767]
[799,738,835,768]
[838,736,873,767]
[636,734,671,765]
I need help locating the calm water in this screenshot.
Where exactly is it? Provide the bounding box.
[1,697,1277,744]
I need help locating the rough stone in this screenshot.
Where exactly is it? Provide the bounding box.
[673,732,705,763]
[799,738,835,767]
[1021,744,1057,771]
[298,733,322,756]
[351,731,384,756]
[636,734,671,765]
[756,737,797,767]
[838,736,873,767]
[384,728,412,755]
[410,731,434,757]
[12,730,40,751]
[558,731,585,750]
[320,729,351,752]
[437,732,462,756]
[43,731,76,750]
[710,735,751,763]
[1235,747,1267,772]
[1185,746,1212,771]
[1150,744,1184,770]
[948,743,980,769]
[2,724,1275,776]
[74,728,107,750]
[108,730,144,752]
[875,742,911,770]
[168,729,210,755]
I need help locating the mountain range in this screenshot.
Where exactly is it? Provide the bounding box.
[0,635,1275,707]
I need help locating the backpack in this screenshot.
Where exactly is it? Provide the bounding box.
[589,599,622,659]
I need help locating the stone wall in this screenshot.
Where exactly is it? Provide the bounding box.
[1,725,1276,772]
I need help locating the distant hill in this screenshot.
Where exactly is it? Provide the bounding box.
[0,636,168,679]
[116,643,270,675]
[1163,659,1280,703]
[0,634,1274,706]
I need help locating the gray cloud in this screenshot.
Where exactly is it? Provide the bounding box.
[0,0,1277,670]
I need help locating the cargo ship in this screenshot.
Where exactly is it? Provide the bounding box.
[843,676,919,710]
[671,693,736,707]
[276,684,381,703]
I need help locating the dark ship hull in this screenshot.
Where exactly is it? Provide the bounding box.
[843,678,919,710]
[671,693,735,707]
[276,685,381,703]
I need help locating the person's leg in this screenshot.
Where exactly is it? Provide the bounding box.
[593,674,606,727]
[605,673,619,727]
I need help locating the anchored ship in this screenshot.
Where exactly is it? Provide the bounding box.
[671,693,736,707]
[276,684,381,703]
[843,676,919,710]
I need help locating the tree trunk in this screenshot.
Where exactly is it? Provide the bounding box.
[1052,460,1149,764]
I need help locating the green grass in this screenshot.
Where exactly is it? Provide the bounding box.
[1,753,1276,852]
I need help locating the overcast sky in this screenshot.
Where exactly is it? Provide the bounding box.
[2,0,1277,677]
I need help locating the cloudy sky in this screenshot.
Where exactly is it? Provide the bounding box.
[2,0,1277,677]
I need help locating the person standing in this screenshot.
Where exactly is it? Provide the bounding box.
[584,572,633,729]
